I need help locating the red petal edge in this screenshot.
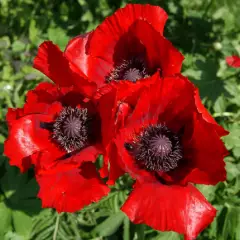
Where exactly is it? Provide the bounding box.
[37,162,110,213]
[64,33,92,77]
[4,113,53,172]
[194,88,229,137]
[33,41,75,87]
[121,182,216,240]
[226,55,240,68]
[33,41,96,97]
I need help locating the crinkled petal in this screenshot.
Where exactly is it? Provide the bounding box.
[33,41,76,86]
[37,162,110,213]
[149,74,194,132]
[226,55,240,68]
[4,114,53,172]
[35,144,102,175]
[64,33,93,79]
[33,41,96,97]
[182,113,227,184]
[89,4,167,62]
[87,4,167,84]
[6,108,24,124]
[194,88,229,137]
[158,112,228,185]
[26,82,72,105]
[121,182,216,240]
[64,33,91,73]
[104,142,125,185]
[127,20,183,76]
[65,32,111,88]
[4,102,62,172]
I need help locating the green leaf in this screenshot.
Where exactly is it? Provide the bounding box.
[47,27,69,51]
[92,211,125,237]
[196,184,217,202]
[192,58,225,102]
[217,205,240,240]
[223,124,240,150]
[0,36,10,49]
[0,166,41,215]
[0,202,12,236]
[225,162,240,181]
[4,231,25,240]
[213,95,227,114]
[12,40,25,53]
[233,147,240,158]
[153,231,182,240]
[135,224,145,240]
[12,211,33,239]
[2,65,14,81]
[29,19,38,44]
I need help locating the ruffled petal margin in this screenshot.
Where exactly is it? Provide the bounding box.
[194,88,229,137]
[226,55,240,68]
[37,162,110,213]
[121,182,216,240]
[4,113,54,172]
[33,41,96,97]
[90,4,168,60]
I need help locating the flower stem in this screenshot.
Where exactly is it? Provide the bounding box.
[136,224,145,240]
[53,213,60,240]
[123,217,130,240]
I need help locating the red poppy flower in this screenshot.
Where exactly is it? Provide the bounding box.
[226,55,240,68]
[34,4,183,95]
[4,82,109,212]
[101,73,228,239]
[98,74,160,182]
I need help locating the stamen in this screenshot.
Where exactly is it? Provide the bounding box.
[125,124,183,172]
[106,58,149,82]
[52,107,89,152]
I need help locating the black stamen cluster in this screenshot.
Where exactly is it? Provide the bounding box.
[52,107,90,152]
[125,124,182,172]
[106,58,149,82]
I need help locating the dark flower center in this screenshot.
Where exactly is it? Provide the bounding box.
[52,107,90,152]
[106,58,149,82]
[124,124,183,172]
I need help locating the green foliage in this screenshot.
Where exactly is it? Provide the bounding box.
[0,0,240,239]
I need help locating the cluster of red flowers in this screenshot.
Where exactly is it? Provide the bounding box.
[4,4,230,240]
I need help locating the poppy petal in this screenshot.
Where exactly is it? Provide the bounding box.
[121,182,216,240]
[127,20,184,76]
[37,162,110,213]
[105,142,125,185]
[4,101,63,172]
[64,33,91,78]
[182,113,227,185]
[33,41,76,87]
[226,55,240,68]
[65,33,112,87]
[90,3,168,61]
[33,41,96,97]
[4,114,52,172]
[87,4,168,84]
[194,88,229,137]
[35,144,101,175]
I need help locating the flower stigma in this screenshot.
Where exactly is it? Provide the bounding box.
[106,58,149,82]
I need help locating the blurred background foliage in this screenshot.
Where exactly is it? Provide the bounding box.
[0,0,240,239]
